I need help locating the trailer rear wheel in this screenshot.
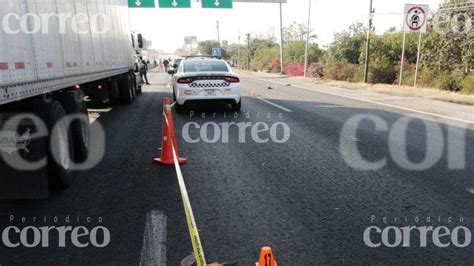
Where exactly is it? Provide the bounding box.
[131,78,137,101]
[119,74,133,104]
[58,90,90,163]
[132,73,142,94]
[33,100,75,189]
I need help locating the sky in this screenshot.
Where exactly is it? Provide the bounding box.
[129,0,445,53]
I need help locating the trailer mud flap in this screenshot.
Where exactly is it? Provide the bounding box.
[0,115,49,200]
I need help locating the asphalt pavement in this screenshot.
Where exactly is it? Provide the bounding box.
[0,70,473,265]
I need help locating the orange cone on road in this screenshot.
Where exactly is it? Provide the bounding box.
[154,97,187,165]
[256,246,277,266]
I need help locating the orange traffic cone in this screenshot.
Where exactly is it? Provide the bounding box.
[256,246,277,266]
[154,97,187,165]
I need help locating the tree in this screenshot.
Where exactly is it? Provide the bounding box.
[421,0,473,73]
[283,22,317,43]
[250,46,280,71]
[223,43,241,61]
[329,32,365,64]
[285,41,323,64]
[327,22,374,65]
[197,40,228,58]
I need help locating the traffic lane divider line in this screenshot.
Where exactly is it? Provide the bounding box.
[256,97,293,113]
[248,76,474,125]
[139,211,167,266]
[181,254,196,266]
[163,110,207,266]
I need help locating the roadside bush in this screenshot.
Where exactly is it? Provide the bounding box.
[307,63,324,78]
[249,45,280,72]
[250,61,266,72]
[369,55,397,84]
[324,61,359,82]
[394,63,416,86]
[460,75,474,94]
[416,69,438,88]
[434,73,464,92]
[271,58,281,73]
[284,64,305,76]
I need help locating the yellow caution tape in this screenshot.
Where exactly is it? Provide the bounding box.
[164,112,207,266]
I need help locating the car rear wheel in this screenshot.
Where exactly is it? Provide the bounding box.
[175,102,185,113]
[231,100,242,112]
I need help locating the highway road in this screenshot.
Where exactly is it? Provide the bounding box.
[0,70,473,264]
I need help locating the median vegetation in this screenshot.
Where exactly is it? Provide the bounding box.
[194,0,473,94]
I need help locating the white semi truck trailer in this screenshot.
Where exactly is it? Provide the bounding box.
[0,0,143,198]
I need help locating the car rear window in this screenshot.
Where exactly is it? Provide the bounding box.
[183,61,229,73]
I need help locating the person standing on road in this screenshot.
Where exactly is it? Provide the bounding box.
[163,59,170,72]
[139,56,150,85]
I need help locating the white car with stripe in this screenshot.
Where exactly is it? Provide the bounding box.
[170,58,241,112]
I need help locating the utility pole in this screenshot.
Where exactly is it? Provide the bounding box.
[216,20,220,45]
[414,31,423,87]
[279,2,284,74]
[399,31,407,86]
[363,0,374,83]
[304,0,312,77]
[247,33,251,70]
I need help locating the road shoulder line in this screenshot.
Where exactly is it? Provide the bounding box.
[256,96,293,113]
[248,76,473,125]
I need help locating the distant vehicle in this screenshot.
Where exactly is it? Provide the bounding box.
[170,58,241,112]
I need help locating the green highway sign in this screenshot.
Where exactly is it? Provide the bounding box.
[159,0,191,8]
[128,0,155,8]
[184,36,198,45]
[202,0,233,8]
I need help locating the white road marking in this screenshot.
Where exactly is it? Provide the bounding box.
[139,211,167,266]
[181,254,196,266]
[250,77,474,125]
[257,97,293,113]
[467,188,474,194]
[314,105,343,108]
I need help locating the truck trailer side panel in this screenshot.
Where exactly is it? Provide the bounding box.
[0,0,134,105]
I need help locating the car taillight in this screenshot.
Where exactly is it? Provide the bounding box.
[177,78,194,84]
[224,77,240,83]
